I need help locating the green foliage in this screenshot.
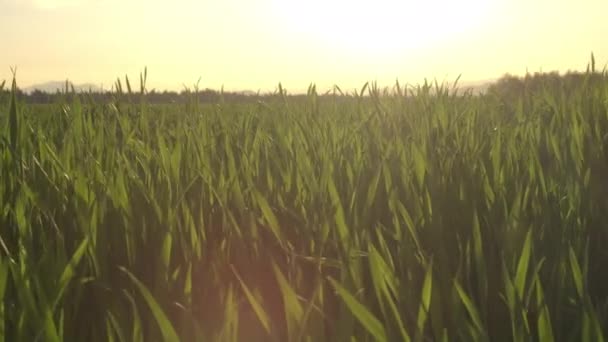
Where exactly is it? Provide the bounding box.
[1,64,608,341]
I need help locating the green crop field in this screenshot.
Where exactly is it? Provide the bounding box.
[1,63,608,341]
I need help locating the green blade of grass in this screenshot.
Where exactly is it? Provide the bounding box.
[416,262,433,341]
[54,237,89,309]
[123,290,144,342]
[119,267,180,342]
[454,281,484,335]
[253,190,284,248]
[8,71,18,153]
[534,277,554,342]
[271,260,303,339]
[328,277,387,342]
[368,245,410,342]
[0,258,8,342]
[231,265,271,335]
[515,230,532,298]
[107,311,128,342]
[568,246,584,298]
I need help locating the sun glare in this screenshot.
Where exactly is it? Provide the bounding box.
[274,0,495,57]
[28,0,80,9]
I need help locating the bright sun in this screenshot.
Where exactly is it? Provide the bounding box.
[273,0,495,57]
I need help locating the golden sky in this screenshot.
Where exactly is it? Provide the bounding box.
[0,0,607,92]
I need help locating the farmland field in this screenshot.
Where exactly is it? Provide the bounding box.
[1,70,608,342]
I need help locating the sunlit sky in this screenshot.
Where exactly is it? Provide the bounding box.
[0,0,607,92]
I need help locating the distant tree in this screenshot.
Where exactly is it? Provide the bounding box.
[29,89,51,104]
[487,73,525,101]
[488,70,606,101]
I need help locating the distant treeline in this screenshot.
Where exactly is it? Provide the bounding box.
[1,70,606,104]
[486,70,607,99]
[0,87,273,104]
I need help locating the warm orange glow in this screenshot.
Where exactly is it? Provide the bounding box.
[272,0,495,57]
[0,0,607,92]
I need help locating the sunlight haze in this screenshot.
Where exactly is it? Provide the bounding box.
[0,0,607,92]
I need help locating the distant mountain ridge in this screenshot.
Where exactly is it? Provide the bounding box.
[455,79,494,94]
[23,81,102,94]
[17,79,495,95]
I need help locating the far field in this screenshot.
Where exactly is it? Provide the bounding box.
[1,68,607,342]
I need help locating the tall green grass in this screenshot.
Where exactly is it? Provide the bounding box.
[1,63,608,341]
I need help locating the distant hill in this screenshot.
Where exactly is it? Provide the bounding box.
[453,79,495,94]
[15,79,495,96]
[23,81,101,94]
